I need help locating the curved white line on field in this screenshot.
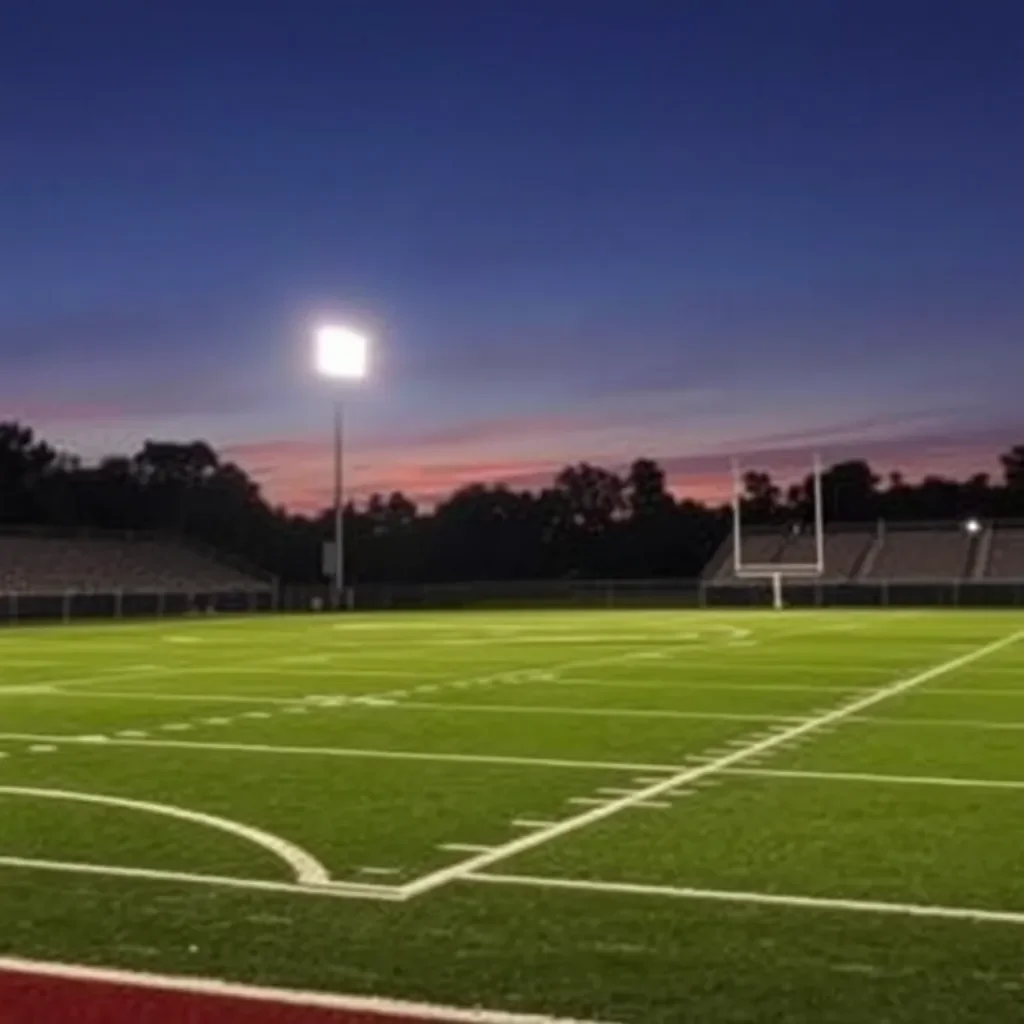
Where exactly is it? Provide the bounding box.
[0,787,331,885]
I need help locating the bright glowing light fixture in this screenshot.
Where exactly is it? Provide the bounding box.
[314,325,369,379]
[964,517,982,535]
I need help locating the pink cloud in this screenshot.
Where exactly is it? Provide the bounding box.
[226,414,1018,514]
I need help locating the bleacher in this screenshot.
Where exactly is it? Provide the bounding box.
[711,529,872,581]
[0,534,271,594]
[707,521,1023,584]
[863,527,974,581]
[982,526,1024,580]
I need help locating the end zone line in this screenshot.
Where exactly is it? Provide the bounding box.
[0,956,619,1024]
[465,872,1024,927]
[399,629,1024,899]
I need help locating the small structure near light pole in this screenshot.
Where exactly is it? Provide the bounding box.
[314,324,370,610]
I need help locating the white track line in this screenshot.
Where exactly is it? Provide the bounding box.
[0,956,618,1023]
[725,767,1024,791]
[399,629,1024,898]
[0,733,680,773]
[466,872,1024,926]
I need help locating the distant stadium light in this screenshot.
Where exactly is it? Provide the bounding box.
[313,323,373,611]
[314,325,369,380]
[964,517,982,535]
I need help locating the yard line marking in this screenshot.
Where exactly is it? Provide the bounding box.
[466,872,1024,927]
[568,797,608,807]
[633,801,672,809]
[28,745,56,753]
[0,733,681,772]
[440,843,493,853]
[400,629,1024,898]
[0,956,618,1023]
[853,715,1024,731]
[44,689,301,706]
[0,787,333,886]
[387,701,800,723]
[726,767,1024,791]
[512,819,559,829]
[597,787,642,797]
[0,666,179,693]
[556,677,874,693]
[0,859,398,901]
[358,866,401,876]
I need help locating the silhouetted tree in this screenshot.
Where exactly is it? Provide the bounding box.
[0,417,1021,584]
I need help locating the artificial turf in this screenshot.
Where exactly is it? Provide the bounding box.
[0,608,1022,1022]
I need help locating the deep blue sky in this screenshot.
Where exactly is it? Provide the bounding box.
[1,0,1021,507]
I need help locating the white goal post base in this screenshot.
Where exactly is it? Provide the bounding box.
[734,568,823,610]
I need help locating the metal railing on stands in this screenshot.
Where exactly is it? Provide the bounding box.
[0,588,276,625]
[4,577,1024,625]
[285,577,1024,613]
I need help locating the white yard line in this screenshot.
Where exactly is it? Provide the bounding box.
[44,689,302,706]
[0,956,618,1024]
[399,629,1024,899]
[0,666,177,693]
[0,786,332,886]
[465,872,1024,926]
[380,701,800,723]
[725,766,1024,791]
[556,678,873,694]
[0,858,398,900]
[852,715,1024,731]
[0,732,680,772]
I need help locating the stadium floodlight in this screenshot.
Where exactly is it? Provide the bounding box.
[314,324,369,380]
[313,324,371,609]
[964,517,982,535]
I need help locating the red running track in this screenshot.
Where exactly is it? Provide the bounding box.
[0,958,605,1024]
[0,968,435,1024]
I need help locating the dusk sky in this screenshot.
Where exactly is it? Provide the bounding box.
[2,1,1022,511]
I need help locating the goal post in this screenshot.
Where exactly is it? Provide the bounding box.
[731,453,825,609]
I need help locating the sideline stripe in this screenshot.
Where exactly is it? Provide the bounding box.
[466,873,1024,926]
[0,956,618,1023]
[399,629,1024,898]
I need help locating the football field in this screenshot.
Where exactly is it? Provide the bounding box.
[0,608,1022,1022]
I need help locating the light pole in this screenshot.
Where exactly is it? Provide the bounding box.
[314,324,369,609]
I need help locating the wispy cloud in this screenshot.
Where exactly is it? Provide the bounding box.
[225,403,1020,512]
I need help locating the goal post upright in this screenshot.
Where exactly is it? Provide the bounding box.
[731,451,826,609]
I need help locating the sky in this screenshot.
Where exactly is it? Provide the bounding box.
[1,0,1022,511]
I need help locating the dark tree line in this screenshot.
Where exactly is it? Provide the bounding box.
[0,421,1022,584]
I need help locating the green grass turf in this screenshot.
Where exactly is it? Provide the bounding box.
[0,608,1022,1022]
